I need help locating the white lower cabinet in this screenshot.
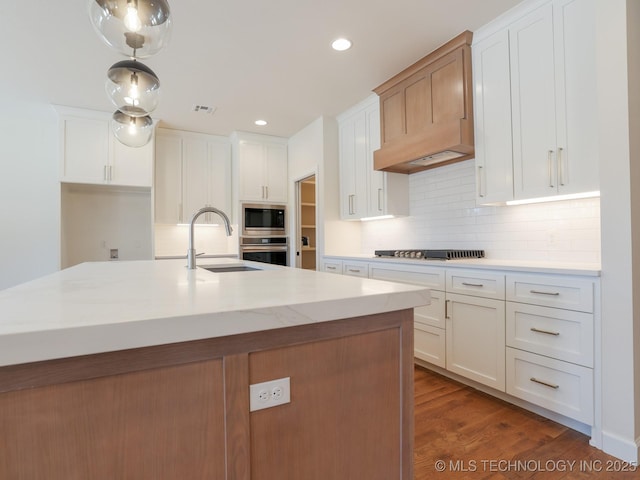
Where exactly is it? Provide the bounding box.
[505,273,596,424]
[323,256,598,426]
[446,292,506,391]
[506,348,594,424]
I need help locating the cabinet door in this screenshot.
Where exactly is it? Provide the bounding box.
[154,134,183,223]
[263,143,288,202]
[446,293,506,391]
[510,4,557,200]
[339,111,367,219]
[238,141,267,202]
[473,29,514,204]
[367,104,386,216]
[60,116,109,184]
[182,137,210,224]
[110,137,153,187]
[207,141,232,216]
[553,0,598,195]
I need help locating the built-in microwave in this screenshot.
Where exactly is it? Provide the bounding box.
[241,203,286,236]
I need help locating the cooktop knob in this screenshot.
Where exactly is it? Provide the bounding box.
[409,251,416,258]
[415,251,423,258]
[394,250,400,257]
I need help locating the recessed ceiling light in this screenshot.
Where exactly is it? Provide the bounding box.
[331,38,352,51]
[255,119,267,126]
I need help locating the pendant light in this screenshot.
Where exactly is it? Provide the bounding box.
[111,111,154,148]
[88,0,171,148]
[87,0,172,58]
[106,59,160,117]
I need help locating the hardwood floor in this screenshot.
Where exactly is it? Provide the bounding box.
[414,366,638,479]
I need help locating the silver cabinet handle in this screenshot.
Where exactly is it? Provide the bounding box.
[326,265,337,270]
[462,282,484,287]
[530,289,560,296]
[445,299,450,319]
[377,188,383,212]
[348,194,355,215]
[477,165,484,198]
[548,150,554,187]
[265,185,268,199]
[347,268,361,273]
[103,165,108,182]
[558,147,565,186]
[530,377,559,389]
[530,327,560,336]
[109,165,113,182]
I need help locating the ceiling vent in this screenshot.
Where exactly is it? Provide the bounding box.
[192,105,216,115]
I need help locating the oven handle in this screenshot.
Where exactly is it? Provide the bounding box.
[240,245,288,252]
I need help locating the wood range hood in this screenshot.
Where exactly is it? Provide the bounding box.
[373,31,474,174]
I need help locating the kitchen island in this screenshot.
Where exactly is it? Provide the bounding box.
[0,258,429,480]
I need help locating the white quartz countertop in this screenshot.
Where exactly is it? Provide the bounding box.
[0,258,429,367]
[324,254,601,276]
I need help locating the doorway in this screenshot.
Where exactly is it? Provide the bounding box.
[295,174,316,270]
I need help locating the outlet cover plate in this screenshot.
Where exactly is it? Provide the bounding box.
[250,377,291,412]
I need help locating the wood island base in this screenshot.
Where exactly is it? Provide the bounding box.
[0,309,414,480]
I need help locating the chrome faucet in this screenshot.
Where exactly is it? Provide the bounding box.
[187,206,233,269]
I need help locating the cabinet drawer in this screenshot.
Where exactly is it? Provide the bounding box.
[506,348,593,425]
[506,274,594,312]
[369,264,445,290]
[506,303,593,367]
[446,269,505,299]
[342,261,369,277]
[414,323,446,368]
[322,260,343,274]
[415,289,445,329]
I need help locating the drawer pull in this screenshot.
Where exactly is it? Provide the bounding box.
[530,289,560,296]
[530,377,559,389]
[326,266,337,270]
[462,282,484,287]
[530,327,560,336]
[445,299,450,319]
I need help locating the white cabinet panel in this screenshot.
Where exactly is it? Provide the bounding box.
[506,273,593,312]
[415,323,446,368]
[57,106,153,188]
[473,29,514,204]
[506,302,594,367]
[338,95,408,220]
[446,292,506,391]
[506,347,593,424]
[234,134,288,203]
[446,269,505,300]
[154,129,231,224]
[342,260,369,277]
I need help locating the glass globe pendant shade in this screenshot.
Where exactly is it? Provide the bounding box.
[111,111,154,148]
[87,0,172,58]
[106,59,160,117]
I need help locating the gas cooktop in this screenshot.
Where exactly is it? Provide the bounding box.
[374,249,485,260]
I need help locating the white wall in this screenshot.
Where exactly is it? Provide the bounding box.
[288,116,361,260]
[361,160,601,263]
[596,0,640,463]
[60,184,153,267]
[0,101,59,290]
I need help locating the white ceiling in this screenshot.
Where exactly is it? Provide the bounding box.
[1,0,522,138]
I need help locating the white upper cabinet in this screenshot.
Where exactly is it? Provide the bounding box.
[473,0,598,204]
[338,95,408,220]
[154,129,231,224]
[473,30,514,204]
[56,106,153,188]
[510,0,598,200]
[232,133,288,203]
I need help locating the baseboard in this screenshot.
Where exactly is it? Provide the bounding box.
[601,431,640,465]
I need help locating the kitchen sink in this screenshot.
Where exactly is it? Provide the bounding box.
[199,265,261,273]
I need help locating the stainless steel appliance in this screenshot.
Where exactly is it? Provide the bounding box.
[240,236,288,266]
[241,203,286,236]
[374,249,485,260]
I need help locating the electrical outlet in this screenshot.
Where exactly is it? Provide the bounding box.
[110,248,118,260]
[250,377,290,412]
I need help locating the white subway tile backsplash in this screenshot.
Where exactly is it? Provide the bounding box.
[362,160,601,264]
